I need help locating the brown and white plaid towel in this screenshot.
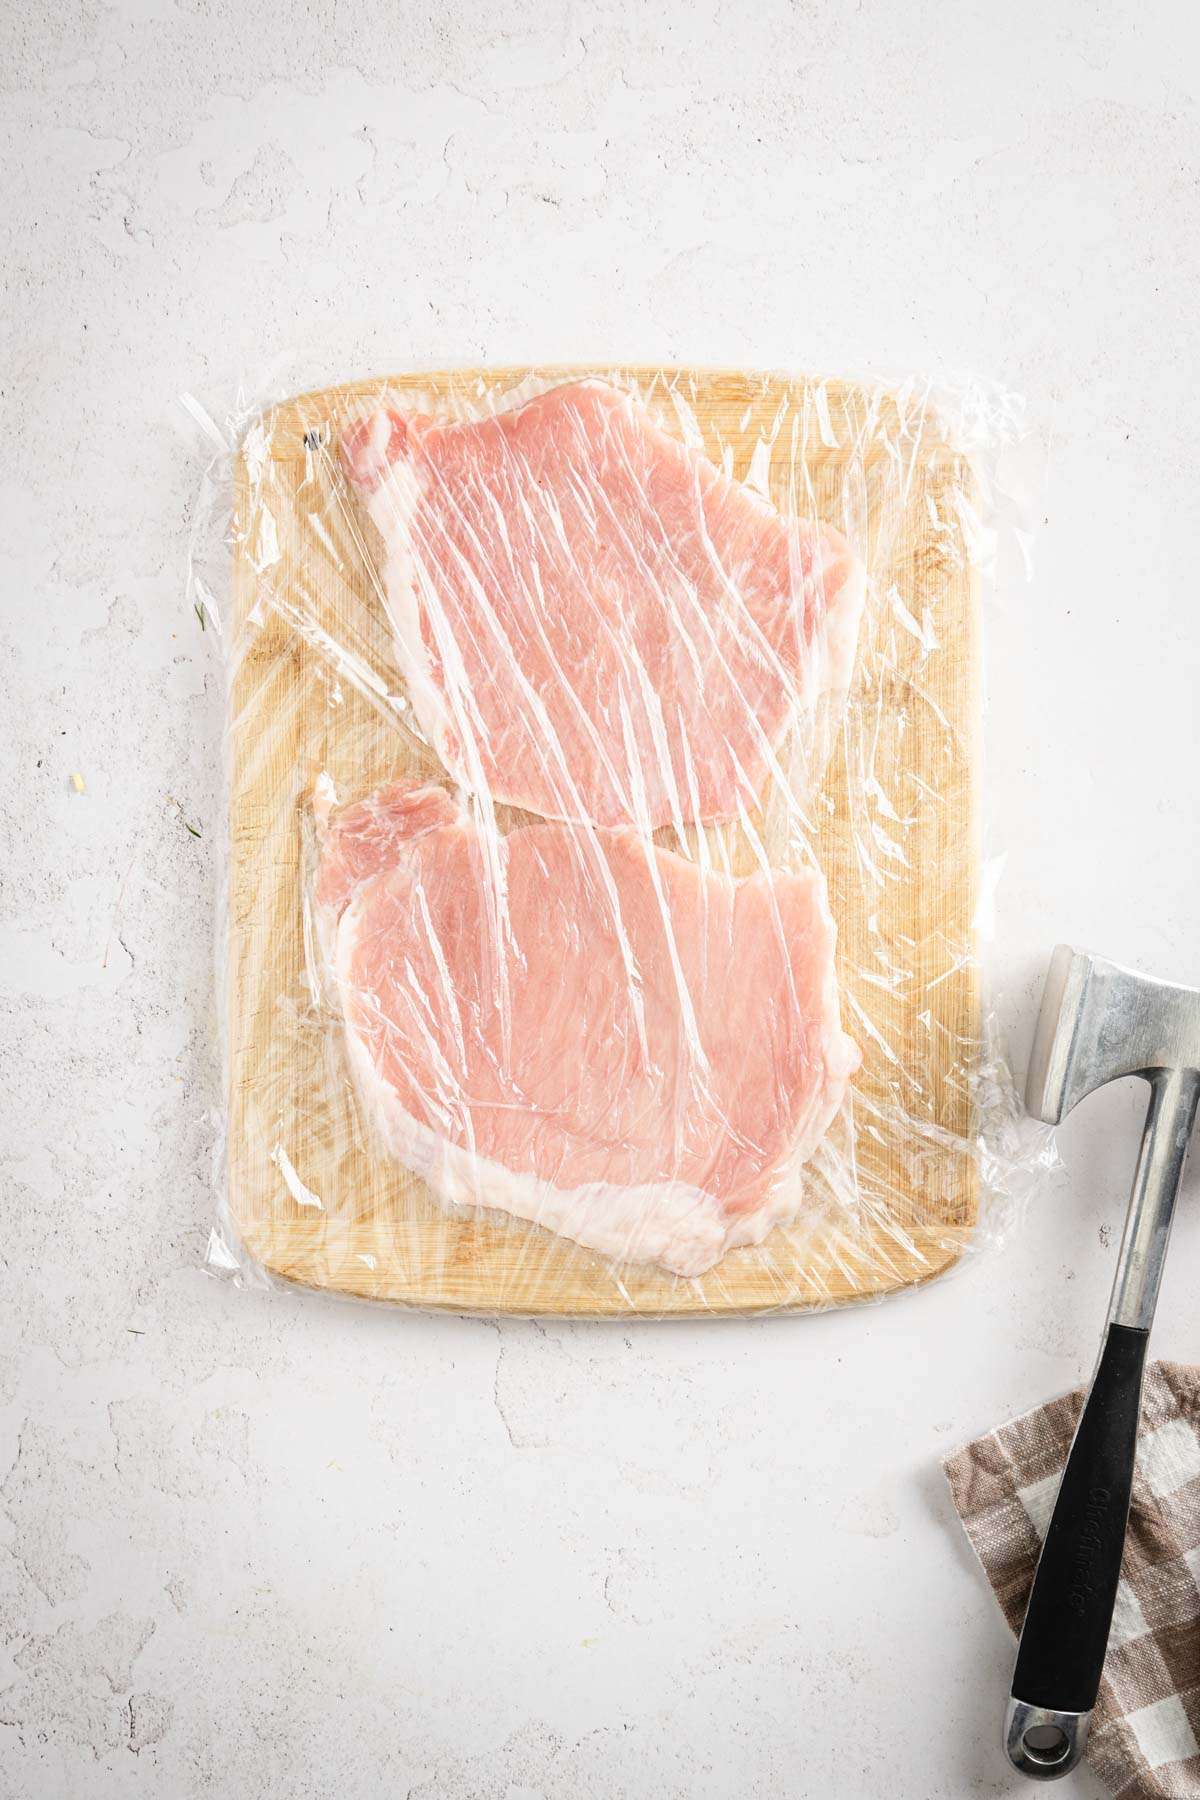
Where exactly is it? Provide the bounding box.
[945,1362,1200,1798]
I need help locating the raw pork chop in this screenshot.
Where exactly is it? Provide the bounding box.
[342,380,865,830]
[316,780,860,1276]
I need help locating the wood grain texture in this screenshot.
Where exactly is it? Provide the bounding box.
[225,367,980,1315]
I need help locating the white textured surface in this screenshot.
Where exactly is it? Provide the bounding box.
[4,3,1200,1795]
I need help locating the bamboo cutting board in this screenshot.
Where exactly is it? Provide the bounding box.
[226,367,980,1315]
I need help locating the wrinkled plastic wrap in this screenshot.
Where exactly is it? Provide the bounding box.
[190,365,1050,1316]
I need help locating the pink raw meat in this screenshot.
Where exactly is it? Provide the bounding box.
[316,781,860,1276]
[342,380,864,830]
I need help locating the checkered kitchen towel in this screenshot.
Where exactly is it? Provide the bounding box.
[945,1362,1200,1798]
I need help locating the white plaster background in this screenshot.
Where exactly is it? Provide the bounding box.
[3,2,1199,1795]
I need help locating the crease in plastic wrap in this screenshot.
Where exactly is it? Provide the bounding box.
[189,364,1053,1317]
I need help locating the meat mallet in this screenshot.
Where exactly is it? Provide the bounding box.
[1004,945,1200,1780]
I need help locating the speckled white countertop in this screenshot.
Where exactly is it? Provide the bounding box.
[4,3,1200,1795]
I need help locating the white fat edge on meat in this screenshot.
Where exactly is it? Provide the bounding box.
[334,925,728,1278]
[363,444,457,775]
[336,863,857,1275]
[325,792,859,1276]
[725,1076,854,1254]
[722,868,860,1253]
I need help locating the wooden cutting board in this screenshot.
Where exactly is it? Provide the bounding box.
[226,367,980,1315]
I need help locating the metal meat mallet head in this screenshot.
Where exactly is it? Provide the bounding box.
[1004,946,1200,1782]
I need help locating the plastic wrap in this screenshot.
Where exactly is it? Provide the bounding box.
[190,364,1050,1316]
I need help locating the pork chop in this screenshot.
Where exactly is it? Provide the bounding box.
[316,780,860,1276]
[342,380,864,830]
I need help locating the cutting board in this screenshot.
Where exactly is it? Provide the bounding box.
[226,367,980,1315]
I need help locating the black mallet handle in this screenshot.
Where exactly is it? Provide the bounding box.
[1005,1051,1199,1782]
[1005,1324,1148,1778]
